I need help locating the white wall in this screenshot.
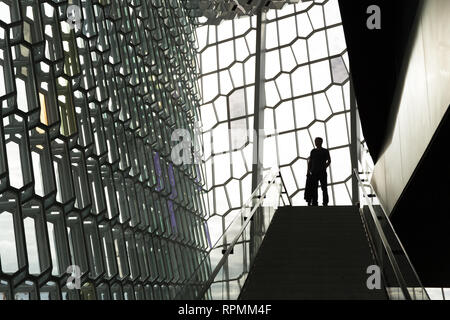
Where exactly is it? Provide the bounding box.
[371,0,450,214]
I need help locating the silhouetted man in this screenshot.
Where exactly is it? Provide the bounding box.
[307,137,331,206]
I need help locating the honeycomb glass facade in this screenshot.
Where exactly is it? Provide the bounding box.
[0,0,209,300]
[198,0,353,247]
[0,0,356,301]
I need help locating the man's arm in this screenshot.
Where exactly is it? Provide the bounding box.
[325,150,331,168]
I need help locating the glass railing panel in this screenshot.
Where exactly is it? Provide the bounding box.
[175,169,285,300]
[205,231,250,300]
[198,203,278,300]
[354,169,430,300]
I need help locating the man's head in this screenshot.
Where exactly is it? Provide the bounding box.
[315,137,323,148]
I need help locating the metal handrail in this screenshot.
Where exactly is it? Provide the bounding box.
[353,168,429,300]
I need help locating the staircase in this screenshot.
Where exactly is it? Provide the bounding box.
[239,206,388,300]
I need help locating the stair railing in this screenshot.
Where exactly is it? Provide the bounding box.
[354,169,429,300]
[174,168,291,300]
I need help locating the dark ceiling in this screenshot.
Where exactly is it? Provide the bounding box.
[338,0,422,162]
